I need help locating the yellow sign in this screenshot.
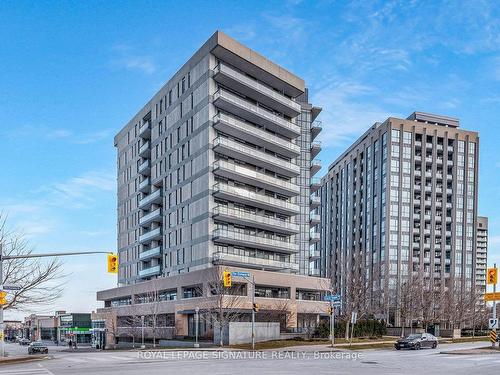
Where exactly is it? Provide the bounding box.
[0,291,7,306]
[487,268,498,285]
[107,253,118,274]
[484,292,500,301]
[490,330,497,343]
[253,303,260,312]
[223,271,232,287]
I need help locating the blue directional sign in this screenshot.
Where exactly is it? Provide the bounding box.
[324,294,341,302]
[232,271,251,278]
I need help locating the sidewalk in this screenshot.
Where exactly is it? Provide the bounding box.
[0,354,48,365]
[440,347,500,355]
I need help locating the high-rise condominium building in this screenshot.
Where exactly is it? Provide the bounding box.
[476,216,488,295]
[114,31,322,284]
[97,32,328,343]
[319,112,479,325]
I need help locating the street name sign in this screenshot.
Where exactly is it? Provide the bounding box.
[231,271,251,278]
[484,292,500,301]
[324,294,341,302]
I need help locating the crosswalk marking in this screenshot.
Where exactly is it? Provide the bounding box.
[0,369,52,375]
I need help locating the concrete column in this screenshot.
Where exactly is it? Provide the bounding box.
[174,308,188,336]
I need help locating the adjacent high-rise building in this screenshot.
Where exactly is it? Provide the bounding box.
[476,216,488,295]
[319,112,479,325]
[98,31,328,344]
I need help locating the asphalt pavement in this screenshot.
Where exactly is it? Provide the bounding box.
[0,341,499,375]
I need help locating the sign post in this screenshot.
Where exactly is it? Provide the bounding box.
[324,294,340,347]
[350,311,357,347]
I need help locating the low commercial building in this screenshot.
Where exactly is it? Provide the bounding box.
[58,313,92,344]
[96,266,329,346]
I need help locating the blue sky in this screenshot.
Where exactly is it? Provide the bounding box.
[1,0,499,319]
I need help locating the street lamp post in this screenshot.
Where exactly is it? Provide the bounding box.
[194,307,200,348]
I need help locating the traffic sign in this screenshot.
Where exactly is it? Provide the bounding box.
[231,271,250,278]
[223,271,232,287]
[324,294,341,302]
[490,330,497,343]
[351,311,358,324]
[489,318,499,329]
[487,268,498,285]
[1,285,21,291]
[484,292,500,301]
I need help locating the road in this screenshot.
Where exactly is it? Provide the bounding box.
[1,341,499,375]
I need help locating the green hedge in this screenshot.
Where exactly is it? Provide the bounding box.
[313,319,387,339]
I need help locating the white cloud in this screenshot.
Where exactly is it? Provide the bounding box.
[311,80,396,148]
[110,43,157,74]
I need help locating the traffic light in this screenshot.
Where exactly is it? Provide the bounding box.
[253,303,260,312]
[0,291,7,306]
[488,268,498,285]
[223,271,232,287]
[327,307,333,315]
[107,253,118,274]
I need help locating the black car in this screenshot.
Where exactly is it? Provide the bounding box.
[28,341,49,355]
[394,333,438,350]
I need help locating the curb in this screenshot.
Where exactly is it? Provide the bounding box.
[0,355,49,365]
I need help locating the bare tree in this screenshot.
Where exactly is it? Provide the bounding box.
[140,279,163,348]
[0,214,65,311]
[198,267,246,347]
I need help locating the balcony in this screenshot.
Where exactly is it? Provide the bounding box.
[310,213,320,225]
[426,143,433,149]
[310,231,320,243]
[436,158,443,165]
[213,160,300,196]
[213,137,300,177]
[139,178,150,193]
[415,170,422,177]
[213,89,300,138]
[139,141,151,157]
[309,269,320,277]
[138,189,162,210]
[139,246,162,261]
[213,206,300,235]
[415,155,422,162]
[424,186,432,193]
[310,195,320,209]
[309,250,320,260]
[138,160,151,176]
[425,171,432,178]
[213,183,300,215]
[311,160,321,177]
[425,157,433,164]
[311,177,321,193]
[415,140,422,147]
[212,252,299,272]
[414,184,421,191]
[139,208,162,226]
[212,229,299,254]
[311,142,322,158]
[213,113,300,158]
[139,265,161,278]
[446,188,453,195]
[139,122,151,139]
[139,227,162,244]
[311,121,322,141]
[436,173,443,180]
[213,63,301,117]
[447,145,453,152]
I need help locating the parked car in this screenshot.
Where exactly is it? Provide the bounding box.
[394,333,438,350]
[28,341,48,355]
[19,338,30,346]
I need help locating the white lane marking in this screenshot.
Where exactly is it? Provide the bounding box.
[110,355,135,361]
[63,357,88,363]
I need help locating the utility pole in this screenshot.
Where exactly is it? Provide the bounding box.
[0,245,112,357]
[141,315,145,349]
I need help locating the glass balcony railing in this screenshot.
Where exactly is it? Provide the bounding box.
[139,265,161,277]
[214,63,301,115]
[213,113,300,157]
[213,182,300,214]
[139,208,162,225]
[213,89,300,137]
[139,227,162,243]
[213,160,300,195]
[213,137,299,176]
[212,251,299,272]
[213,205,299,233]
[139,189,162,209]
[139,246,161,260]
[213,229,299,253]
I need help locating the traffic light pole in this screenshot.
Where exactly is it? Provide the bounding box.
[493,263,497,349]
[0,248,112,357]
[251,275,255,351]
